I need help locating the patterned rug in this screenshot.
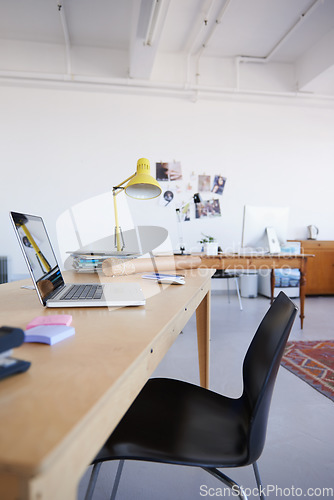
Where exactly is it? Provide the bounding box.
[281,340,334,403]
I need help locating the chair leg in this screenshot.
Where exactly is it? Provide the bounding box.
[110,460,125,500]
[227,278,231,303]
[253,461,266,500]
[234,277,243,311]
[84,462,102,500]
[202,467,248,500]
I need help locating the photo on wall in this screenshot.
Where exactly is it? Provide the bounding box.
[211,175,226,195]
[198,175,211,192]
[177,202,191,222]
[162,189,174,206]
[156,161,183,181]
[195,199,221,219]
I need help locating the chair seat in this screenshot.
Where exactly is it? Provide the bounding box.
[94,378,250,468]
[212,270,239,279]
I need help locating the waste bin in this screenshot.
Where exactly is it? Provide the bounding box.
[240,272,258,298]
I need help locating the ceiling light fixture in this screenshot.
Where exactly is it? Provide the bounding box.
[144,0,163,46]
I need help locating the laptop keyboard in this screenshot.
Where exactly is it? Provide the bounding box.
[60,284,104,301]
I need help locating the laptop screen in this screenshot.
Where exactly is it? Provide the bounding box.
[10,212,64,304]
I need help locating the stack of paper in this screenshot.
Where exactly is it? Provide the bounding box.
[72,254,106,272]
[69,252,139,273]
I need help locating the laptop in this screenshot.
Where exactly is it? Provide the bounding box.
[9,212,146,308]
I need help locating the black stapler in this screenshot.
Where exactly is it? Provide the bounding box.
[0,326,31,380]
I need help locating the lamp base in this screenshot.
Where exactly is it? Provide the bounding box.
[173,250,191,256]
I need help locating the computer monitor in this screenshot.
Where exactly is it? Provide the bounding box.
[241,205,290,252]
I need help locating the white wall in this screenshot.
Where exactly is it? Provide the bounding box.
[1,83,333,279]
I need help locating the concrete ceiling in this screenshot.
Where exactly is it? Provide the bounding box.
[0,0,333,99]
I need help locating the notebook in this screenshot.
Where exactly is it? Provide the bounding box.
[9,212,146,308]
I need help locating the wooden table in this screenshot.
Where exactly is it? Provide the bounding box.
[198,253,311,329]
[0,268,213,500]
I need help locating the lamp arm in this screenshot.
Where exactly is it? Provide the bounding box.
[176,208,185,254]
[113,174,137,251]
[113,173,136,192]
[174,193,201,255]
[113,189,123,252]
[112,174,136,252]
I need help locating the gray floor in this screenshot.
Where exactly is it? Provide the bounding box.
[77,291,334,500]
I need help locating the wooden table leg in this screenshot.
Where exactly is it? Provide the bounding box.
[270,269,275,304]
[196,291,211,389]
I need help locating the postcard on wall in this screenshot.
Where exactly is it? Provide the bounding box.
[198,175,211,192]
[195,199,221,219]
[156,161,183,181]
[211,175,226,195]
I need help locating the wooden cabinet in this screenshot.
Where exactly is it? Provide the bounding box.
[299,241,334,295]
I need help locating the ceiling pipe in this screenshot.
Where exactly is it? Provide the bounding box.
[235,56,241,90]
[194,0,232,85]
[239,0,323,64]
[187,0,323,92]
[2,0,325,102]
[57,1,72,76]
[1,69,333,104]
[185,0,216,87]
[196,0,232,57]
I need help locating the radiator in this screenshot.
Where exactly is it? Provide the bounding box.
[0,256,8,284]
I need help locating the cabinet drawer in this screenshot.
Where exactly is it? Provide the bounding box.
[299,241,334,295]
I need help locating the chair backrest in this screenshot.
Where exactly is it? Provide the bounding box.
[241,291,298,464]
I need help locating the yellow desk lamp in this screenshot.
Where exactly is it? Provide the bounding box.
[113,158,162,252]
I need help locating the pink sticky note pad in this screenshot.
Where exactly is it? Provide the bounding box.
[26,315,72,330]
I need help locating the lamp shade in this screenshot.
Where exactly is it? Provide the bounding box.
[125,158,162,199]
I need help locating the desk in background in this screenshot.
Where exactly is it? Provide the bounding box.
[0,269,213,500]
[198,253,311,329]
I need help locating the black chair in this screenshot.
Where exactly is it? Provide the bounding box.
[84,291,297,500]
[212,269,243,310]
